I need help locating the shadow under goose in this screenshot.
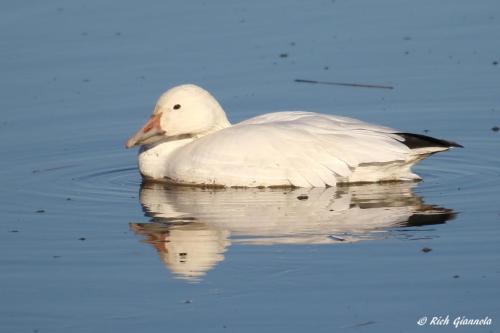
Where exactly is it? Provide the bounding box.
[130,182,455,281]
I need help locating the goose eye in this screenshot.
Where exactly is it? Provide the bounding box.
[173,104,181,110]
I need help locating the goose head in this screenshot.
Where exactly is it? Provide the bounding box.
[126,84,231,148]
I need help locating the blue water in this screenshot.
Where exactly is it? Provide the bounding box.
[1,1,499,332]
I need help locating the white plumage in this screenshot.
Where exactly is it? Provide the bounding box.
[126,84,460,187]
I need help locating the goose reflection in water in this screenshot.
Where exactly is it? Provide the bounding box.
[130,182,455,281]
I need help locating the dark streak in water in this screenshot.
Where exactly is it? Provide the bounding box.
[32,164,80,174]
[343,320,377,328]
[295,79,394,90]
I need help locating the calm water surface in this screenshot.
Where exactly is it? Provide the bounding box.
[1,1,499,332]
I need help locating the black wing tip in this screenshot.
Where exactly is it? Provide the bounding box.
[448,141,464,148]
[396,133,463,149]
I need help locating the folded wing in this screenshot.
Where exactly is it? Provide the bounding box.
[168,112,417,187]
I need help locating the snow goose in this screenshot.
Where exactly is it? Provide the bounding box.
[126,84,461,187]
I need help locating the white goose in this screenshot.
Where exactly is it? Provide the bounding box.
[126,84,461,187]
